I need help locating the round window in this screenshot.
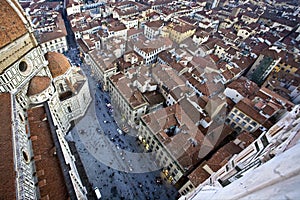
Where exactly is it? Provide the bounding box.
[19,61,28,72]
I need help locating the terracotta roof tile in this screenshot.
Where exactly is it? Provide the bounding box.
[110,73,148,109]
[0,1,27,49]
[188,141,242,187]
[127,28,143,37]
[144,20,164,28]
[226,77,259,99]
[45,52,71,78]
[36,13,67,43]
[27,76,51,96]
[158,51,176,65]
[262,104,276,116]
[77,38,90,53]
[141,101,209,169]
[28,106,69,200]
[195,30,210,38]
[143,90,165,106]
[236,98,266,124]
[173,23,196,33]
[237,131,256,146]
[207,142,242,168]
[109,21,127,32]
[222,70,234,80]
[0,93,16,200]
[188,162,211,186]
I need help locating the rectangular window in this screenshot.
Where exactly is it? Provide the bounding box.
[261,134,269,147]
[235,117,240,122]
[238,113,245,118]
[230,122,236,128]
[174,169,178,174]
[67,106,72,113]
[254,141,259,151]
[59,83,64,92]
[251,121,257,126]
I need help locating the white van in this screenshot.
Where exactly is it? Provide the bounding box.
[94,187,102,199]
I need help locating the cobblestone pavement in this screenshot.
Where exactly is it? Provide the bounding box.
[69,63,178,200]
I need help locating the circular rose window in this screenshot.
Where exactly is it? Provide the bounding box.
[18,60,32,76]
[19,61,28,72]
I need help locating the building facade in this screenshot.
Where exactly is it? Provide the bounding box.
[22,2,69,54]
[86,49,118,91]
[108,72,148,127]
[0,1,91,199]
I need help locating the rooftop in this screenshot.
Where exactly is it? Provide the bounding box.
[188,142,242,187]
[0,0,27,49]
[226,77,260,100]
[110,73,148,109]
[143,90,165,106]
[0,93,15,200]
[36,13,67,43]
[27,76,51,96]
[45,52,71,78]
[89,49,117,72]
[28,106,69,200]
[134,36,173,54]
[235,98,267,124]
[144,20,164,28]
[172,23,196,33]
[141,98,211,169]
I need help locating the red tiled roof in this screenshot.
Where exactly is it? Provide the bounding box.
[45,52,71,78]
[262,104,276,116]
[188,162,211,186]
[37,14,67,43]
[237,131,256,145]
[144,20,164,28]
[226,76,259,99]
[188,141,242,187]
[222,70,234,81]
[28,106,69,200]
[127,28,143,37]
[77,38,90,53]
[173,23,196,33]
[27,76,51,96]
[0,93,16,200]
[236,98,266,124]
[0,1,27,49]
[206,142,242,168]
[109,21,127,32]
